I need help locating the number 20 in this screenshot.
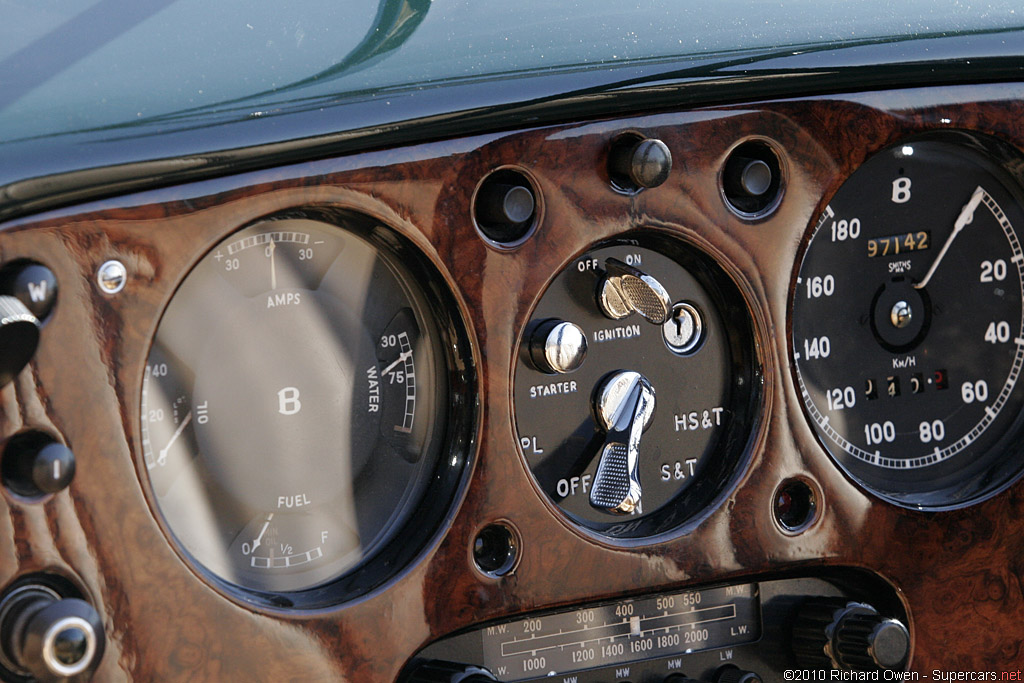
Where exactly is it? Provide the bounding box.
[980,259,1007,283]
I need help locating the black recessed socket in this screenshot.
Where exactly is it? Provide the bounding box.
[2,431,75,499]
[774,479,817,532]
[722,140,784,217]
[474,169,538,245]
[473,523,519,577]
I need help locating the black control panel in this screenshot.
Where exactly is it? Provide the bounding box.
[404,572,909,683]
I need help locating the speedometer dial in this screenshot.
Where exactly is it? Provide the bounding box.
[791,136,1024,507]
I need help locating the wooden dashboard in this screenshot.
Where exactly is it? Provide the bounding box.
[2,83,1024,680]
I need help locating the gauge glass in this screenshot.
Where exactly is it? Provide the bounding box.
[791,137,1024,507]
[140,216,457,595]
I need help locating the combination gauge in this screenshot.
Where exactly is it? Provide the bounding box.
[792,136,1024,507]
[140,213,473,605]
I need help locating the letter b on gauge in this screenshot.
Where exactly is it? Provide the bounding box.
[278,387,302,415]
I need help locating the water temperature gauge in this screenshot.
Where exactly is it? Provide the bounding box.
[513,238,759,537]
[140,214,472,601]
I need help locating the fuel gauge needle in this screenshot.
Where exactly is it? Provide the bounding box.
[251,514,273,552]
[157,411,192,466]
[915,185,985,290]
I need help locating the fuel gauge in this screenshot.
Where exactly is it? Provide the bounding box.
[227,510,360,589]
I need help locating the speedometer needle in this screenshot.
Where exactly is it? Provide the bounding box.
[158,411,192,466]
[381,350,412,376]
[914,186,985,290]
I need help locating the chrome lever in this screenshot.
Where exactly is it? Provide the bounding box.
[590,371,655,515]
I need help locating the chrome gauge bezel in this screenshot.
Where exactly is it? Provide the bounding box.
[136,207,477,609]
[789,131,1024,510]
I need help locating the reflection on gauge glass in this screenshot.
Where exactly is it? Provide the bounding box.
[792,136,1024,507]
[140,215,466,598]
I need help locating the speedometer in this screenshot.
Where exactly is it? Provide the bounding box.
[791,135,1024,508]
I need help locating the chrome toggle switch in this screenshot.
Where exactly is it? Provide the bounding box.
[598,258,672,324]
[590,371,655,514]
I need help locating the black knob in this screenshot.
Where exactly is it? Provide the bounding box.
[716,665,763,683]
[0,586,105,682]
[0,295,40,388]
[792,599,909,672]
[2,432,76,497]
[833,613,910,671]
[609,136,672,190]
[403,660,496,683]
[0,262,58,321]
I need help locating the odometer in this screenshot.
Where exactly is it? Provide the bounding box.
[792,137,1024,507]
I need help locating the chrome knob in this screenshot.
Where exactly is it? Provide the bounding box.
[598,258,672,324]
[528,320,587,374]
[0,586,105,682]
[0,295,40,388]
[590,371,655,515]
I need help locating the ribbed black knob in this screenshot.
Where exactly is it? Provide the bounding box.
[716,665,763,683]
[404,660,497,683]
[834,613,910,671]
[792,599,909,672]
[0,587,105,682]
[791,598,844,667]
[0,295,40,388]
[609,137,672,190]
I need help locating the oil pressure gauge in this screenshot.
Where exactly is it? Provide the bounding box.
[514,237,759,538]
[140,212,473,604]
[792,135,1024,507]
